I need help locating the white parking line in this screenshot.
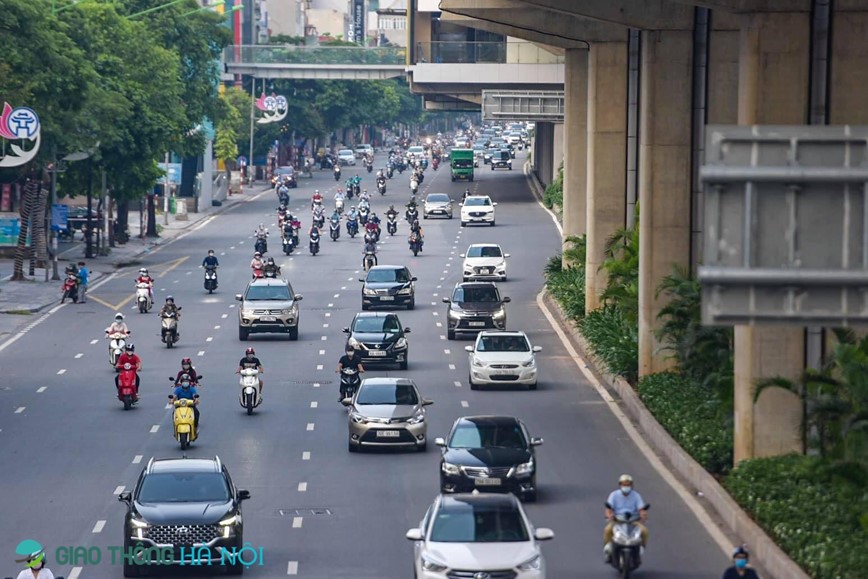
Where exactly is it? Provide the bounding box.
[461,401,469,407]
[57,369,66,375]
[292,516,303,529]
[454,381,462,387]
[133,455,143,464]
[150,425,159,433]
[310,401,318,408]
[197,351,205,356]
[114,485,125,495]
[15,407,25,414]
[92,520,106,533]
[306,423,315,431]
[449,364,456,370]
[90,339,99,345]
[287,561,299,575]
[297,482,308,492]
[302,451,311,460]
[36,387,46,393]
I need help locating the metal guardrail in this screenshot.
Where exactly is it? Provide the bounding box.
[414,41,564,65]
[223,45,406,66]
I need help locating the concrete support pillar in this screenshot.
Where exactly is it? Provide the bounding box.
[585,41,628,312]
[733,11,810,463]
[829,7,868,123]
[533,122,554,187]
[561,49,589,247]
[552,123,565,184]
[637,30,694,376]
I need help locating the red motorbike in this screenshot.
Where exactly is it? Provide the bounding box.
[432,158,440,170]
[252,266,264,279]
[61,273,79,304]
[116,362,139,410]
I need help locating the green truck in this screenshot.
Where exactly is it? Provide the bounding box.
[450,149,474,182]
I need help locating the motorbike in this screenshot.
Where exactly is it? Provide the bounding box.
[136,282,152,313]
[432,158,439,170]
[352,182,361,197]
[106,331,129,367]
[386,213,398,236]
[204,265,218,293]
[160,308,181,348]
[277,211,288,229]
[238,368,262,415]
[421,158,429,170]
[410,179,419,194]
[310,230,321,256]
[608,513,646,578]
[340,367,361,401]
[406,207,419,222]
[170,397,198,450]
[278,189,290,207]
[254,235,268,255]
[366,162,373,174]
[386,166,394,179]
[313,210,325,230]
[329,217,341,241]
[61,273,79,304]
[334,166,342,181]
[263,267,280,279]
[359,206,370,225]
[346,216,359,238]
[377,180,387,195]
[116,362,139,411]
[409,233,423,256]
[336,197,345,214]
[363,250,377,271]
[369,223,381,243]
[282,232,295,255]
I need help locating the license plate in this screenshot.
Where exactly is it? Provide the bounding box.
[376,430,400,437]
[261,316,276,321]
[493,369,514,375]
[379,296,394,301]
[368,350,387,356]
[475,478,502,486]
[483,268,492,274]
[468,321,486,327]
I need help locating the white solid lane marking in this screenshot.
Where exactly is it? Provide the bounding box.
[454,381,462,387]
[69,567,82,579]
[306,422,315,431]
[150,425,159,433]
[133,455,143,464]
[90,339,99,345]
[292,516,303,529]
[36,387,46,393]
[15,407,25,414]
[316,364,323,370]
[302,451,311,460]
[461,401,469,407]
[206,337,213,342]
[449,364,456,370]
[197,351,205,356]
[57,369,66,375]
[310,401,318,408]
[92,520,106,533]
[114,485,125,495]
[287,561,299,575]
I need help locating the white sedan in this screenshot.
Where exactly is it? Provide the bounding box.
[461,243,509,281]
[338,149,356,165]
[460,195,496,227]
[407,493,553,579]
[465,330,541,389]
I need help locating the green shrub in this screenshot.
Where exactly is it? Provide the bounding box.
[546,261,586,321]
[579,306,638,383]
[542,162,564,209]
[724,455,868,578]
[638,372,733,474]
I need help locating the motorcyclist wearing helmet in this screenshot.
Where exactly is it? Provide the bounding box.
[347,205,359,221]
[202,249,219,269]
[254,223,268,239]
[14,539,55,579]
[263,257,281,278]
[236,347,264,393]
[311,189,324,211]
[462,188,471,202]
[174,357,201,386]
[330,208,342,225]
[334,188,345,202]
[604,474,649,562]
[105,312,130,336]
[115,344,142,394]
[170,374,200,429]
[409,219,424,252]
[722,546,759,579]
[136,267,154,304]
[250,252,264,277]
[159,296,181,319]
[365,214,380,236]
[386,205,398,219]
[369,211,381,228]
[336,346,365,401]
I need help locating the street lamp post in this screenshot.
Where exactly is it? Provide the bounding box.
[164,151,170,226]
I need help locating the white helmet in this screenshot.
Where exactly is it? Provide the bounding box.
[115,313,125,321]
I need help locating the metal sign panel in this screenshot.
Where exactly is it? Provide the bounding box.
[698,125,868,326]
[482,90,564,122]
[352,0,366,45]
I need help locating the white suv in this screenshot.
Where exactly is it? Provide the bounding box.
[460,195,496,227]
[461,243,509,281]
[464,330,541,390]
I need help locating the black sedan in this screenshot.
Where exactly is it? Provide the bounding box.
[343,312,410,369]
[360,265,416,310]
[436,415,542,501]
[272,166,297,188]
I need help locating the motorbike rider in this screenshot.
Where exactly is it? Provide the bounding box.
[366,212,381,239]
[347,205,359,222]
[174,357,201,386]
[237,347,264,393]
[202,249,219,269]
[352,174,362,188]
[15,541,56,579]
[277,204,288,224]
[603,474,649,562]
[462,188,471,202]
[250,252,264,276]
[115,343,141,394]
[330,208,342,225]
[135,267,154,305]
[409,219,424,252]
[363,238,378,268]
[721,546,759,579]
[105,312,130,337]
[311,189,324,209]
[359,188,371,203]
[254,223,268,240]
[386,205,399,220]
[159,296,181,329]
[376,168,384,180]
[263,257,281,278]
[170,376,200,429]
[336,346,365,401]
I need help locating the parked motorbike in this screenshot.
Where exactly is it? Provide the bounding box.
[170,397,198,450]
[409,233,423,257]
[310,230,321,256]
[106,331,129,367]
[61,273,79,304]
[329,217,341,241]
[160,309,181,348]
[387,214,398,236]
[607,512,646,578]
[136,282,152,313]
[254,235,268,255]
[340,367,361,401]
[347,216,359,238]
[116,362,139,411]
[204,265,218,293]
[238,368,262,415]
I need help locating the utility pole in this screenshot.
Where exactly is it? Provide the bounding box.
[85,165,94,259]
[101,168,109,255]
[248,77,256,184]
[163,151,170,225]
[48,148,60,281]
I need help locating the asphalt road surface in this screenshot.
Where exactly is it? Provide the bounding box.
[0,151,729,578]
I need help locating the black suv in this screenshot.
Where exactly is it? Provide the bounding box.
[118,457,250,576]
[360,265,417,310]
[443,282,510,340]
[343,312,411,369]
[436,416,543,501]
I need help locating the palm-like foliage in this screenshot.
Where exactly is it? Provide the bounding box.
[599,222,639,326]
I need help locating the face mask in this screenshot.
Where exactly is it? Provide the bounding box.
[735,559,747,569]
[620,486,632,495]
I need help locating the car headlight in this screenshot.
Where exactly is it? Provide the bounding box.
[448,309,462,320]
[219,514,241,526]
[407,411,425,424]
[350,411,368,424]
[241,309,255,316]
[441,462,460,475]
[129,516,149,529]
[472,357,485,368]
[522,358,535,368]
[421,554,448,572]
[363,288,377,296]
[493,309,506,320]
[515,459,534,476]
[398,287,412,295]
[395,337,408,349]
[496,262,506,271]
[517,553,542,571]
[282,308,295,316]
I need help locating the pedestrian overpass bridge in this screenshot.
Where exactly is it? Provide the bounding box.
[223,46,407,80]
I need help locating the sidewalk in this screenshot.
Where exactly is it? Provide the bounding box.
[0,188,265,337]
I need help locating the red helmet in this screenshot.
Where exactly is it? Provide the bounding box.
[245,347,255,355]
[181,357,192,366]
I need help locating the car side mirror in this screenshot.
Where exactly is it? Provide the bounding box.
[532,346,542,352]
[493,202,499,206]
[358,278,365,282]
[294,294,303,301]
[504,253,511,258]
[459,254,465,258]
[442,297,451,303]
[405,528,423,541]
[503,297,511,303]
[534,528,555,541]
[434,437,446,447]
[342,327,350,333]
[234,294,243,301]
[411,277,418,282]
[118,492,132,503]
[404,327,411,333]
[458,203,463,207]
[341,397,352,406]
[237,489,251,501]
[422,399,434,406]
[464,345,474,352]
[530,437,544,446]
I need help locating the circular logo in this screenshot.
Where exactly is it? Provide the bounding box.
[275,96,288,110]
[263,96,277,111]
[7,107,40,140]
[473,573,491,579]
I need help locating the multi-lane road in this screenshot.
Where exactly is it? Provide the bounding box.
[0,151,729,578]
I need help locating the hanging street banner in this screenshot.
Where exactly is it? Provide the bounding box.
[255,93,288,124]
[0,102,41,167]
[352,0,365,46]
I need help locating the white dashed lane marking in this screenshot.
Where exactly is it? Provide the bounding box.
[57,369,66,375]
[222,314,228,319]
[454,381,462,388]
[313,382,321,388]
[133,455,143,464]
[310,401,318,408]
[287,561,299,575]
[114,485,125,495]
[215,325,221,329]
[36,387,46,393]
[302,451,311,460]
[15,407,25,414]
[206,337,213,342]
[292,517,303,529]
[316,365,323,370]
[319,350,325,355]
[449,364,456,370]
[92,520,106,533]
[444,349,451,354]
[90,339,99,345]
[150,425,159,433]
[198,351,205,356]
[461,401,469,408]
[306,423,315,431]
[297,482,308,492]
[69,567,82,579]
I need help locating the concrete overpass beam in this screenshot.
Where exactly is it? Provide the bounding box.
[733,10,810,463]
[517,0,694,29]
[561,49,589,252]
[585,41,628,312]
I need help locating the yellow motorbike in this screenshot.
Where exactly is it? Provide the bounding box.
[170,397,198,450]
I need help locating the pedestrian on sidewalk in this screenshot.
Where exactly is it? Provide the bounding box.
[77,261,89,303]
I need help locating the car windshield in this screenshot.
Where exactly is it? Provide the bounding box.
[467,246,502,258]
[276,168,293,175]
[464,197,491,207]
[408,147,424,154]
[356,383,419,405]
[366,269,411,283]
[137,473,230,503]
[449,421,527,449]
[452,287,500,303]
[427,195,450,203]
[353,316,402,333]
[339,150,353,156]
[477,335,529,352]
[246,285,292,300]
[429,503,529,543]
